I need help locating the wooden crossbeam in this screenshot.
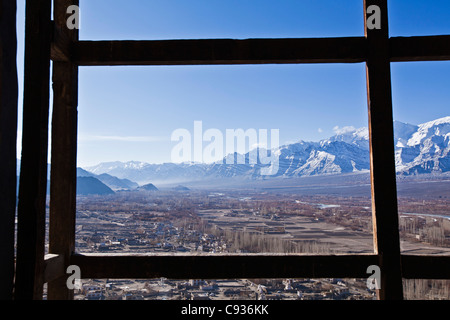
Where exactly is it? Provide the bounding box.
[43,254,65,284]
[49,253,444,284]
[71,253,379,280]
[390,35,450,62]
[73,37,368,66]
[401,255,450,280]
[70,254,450,281]
[64,35,450,66]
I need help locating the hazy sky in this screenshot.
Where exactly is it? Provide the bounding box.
[15,1,450,167]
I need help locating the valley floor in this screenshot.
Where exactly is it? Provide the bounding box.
[58,177,450,300]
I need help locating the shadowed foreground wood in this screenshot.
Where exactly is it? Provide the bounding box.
[14,0,52,300]
[47,0,79,301]
[44,254,65,284]
[364,0,403,300]
[0,0,19,300]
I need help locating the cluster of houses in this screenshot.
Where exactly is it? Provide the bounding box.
[76,216,229,254]
[73,277,375,301]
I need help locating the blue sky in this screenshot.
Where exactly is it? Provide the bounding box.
[15,1,450,167]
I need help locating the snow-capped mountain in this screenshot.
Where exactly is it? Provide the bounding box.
[85,161,209,185]
[83,116,450,184]
[325,126,369,151]
[394,116,450,174]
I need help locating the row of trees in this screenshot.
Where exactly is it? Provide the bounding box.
[203,224,332,254]
[399,216,449,247]
[403,279,450,300]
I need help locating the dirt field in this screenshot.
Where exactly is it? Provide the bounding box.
[196,208,450,255]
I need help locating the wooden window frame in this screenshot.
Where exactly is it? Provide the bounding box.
[10,0,450,300]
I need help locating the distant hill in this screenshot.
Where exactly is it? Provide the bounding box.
[17,167,133,196]
[173,185,190,191]
[77,167,138,191]
[76,177,115,195]
[96,173,139,191]
[16,175,114,196]
[77,167,95,177]
[139,183,159,191]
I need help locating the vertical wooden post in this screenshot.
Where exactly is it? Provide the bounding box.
[14,0,52,300]
[0,0,19,300]
[47,0,79,300]
[364,0,403,300]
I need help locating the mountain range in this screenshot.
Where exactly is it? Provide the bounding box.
[83,116,450,186]
[17,116,449,196]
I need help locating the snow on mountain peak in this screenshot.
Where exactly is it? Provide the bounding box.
[81,116,449,181]
[330,126,368,141]
[321,126,369,151]
[123,161,149,170]
[85,160,150,175]
[407,116,450,147]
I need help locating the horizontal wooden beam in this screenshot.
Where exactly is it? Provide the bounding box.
[401,255,450,280]
[73,37,368,66]
[390,35,450,62]
[70,253,450,281]
[43,254,65,283]
[70,35,450,66]
[71,253,378,280]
